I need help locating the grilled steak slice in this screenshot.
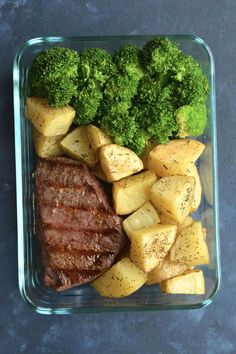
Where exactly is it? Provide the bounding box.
[35,157,126,291]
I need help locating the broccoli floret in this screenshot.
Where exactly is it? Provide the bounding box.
[173,54,209,106]
[175,103,207,138]
[99,112,137,146]
[126,128,149,155]
[104,74,139,101]
[78,48,115,86]
[28,47,79,107]
[142,37,181,77]
[113,44,144,80]
[72,80,102,125]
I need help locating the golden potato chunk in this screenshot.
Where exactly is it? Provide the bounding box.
[150,176,196,224]
[130,224,177,272]
[159,213,194,236]
[140,140,157,169]
[113,170,157,215]
[122,201,160,240]
[26,97,75,136]
[187,164,202,212]
[91,163,108,182]
[87,124,112,152]
[99,144,143,182]
[170,221,209,266]
[32,127,63,158]
[147,139,205,177]
[146,256,190,285]
[160,270,205,294]
[60,126,97,167]
[91,257,147,298]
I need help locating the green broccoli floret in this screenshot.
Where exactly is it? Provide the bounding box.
[113,44,144,80]
[173,54,209,106]
[126,128,149,155]
[78,48,115,86]
[175,103,207,138]
[142,37,181,77]
[71,80,102,125]
[99,112,137,146]
[28,47,79,107]
[104,74,139,101]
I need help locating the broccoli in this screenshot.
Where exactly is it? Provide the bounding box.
[103,73,139,101]
[142,37,181,77]
[71,80,102,125]
[175,103,207,138]
[99,112,137,146]
[113,44,144,80]
[77,48,115,86]
[28,47,79,107]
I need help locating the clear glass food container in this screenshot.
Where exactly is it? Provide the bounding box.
[13,35,220,314]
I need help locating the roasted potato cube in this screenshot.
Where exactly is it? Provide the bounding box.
[159,213,194,236]
[150,176,196,224]
[187,164,202,212]
[113,170,157,215]
[122,201,160,240]
[170,221,209,266]
[26,97,75,136]
[91,163,108,182]
[87,124,112,152]
[60,126,97,167]
[140,140,157,169]
[99,144,143,182]
[130,224,177,272]
[32,127,63,158]
[160,270,205,294]
[146,255,190,285]
[91,257,147,298]
[147,139,205,177]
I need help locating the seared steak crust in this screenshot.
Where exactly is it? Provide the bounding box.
[35,157,126,291]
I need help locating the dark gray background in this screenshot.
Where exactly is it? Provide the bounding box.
[0,0,235,353]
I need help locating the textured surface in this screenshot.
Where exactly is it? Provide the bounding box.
[0,0,235,353]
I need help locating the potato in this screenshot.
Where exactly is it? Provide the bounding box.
[140,140,157,169]
[87,124,112,152]
[91,163,108,182]
[187,164,202,212]
[99,144,143,182]
[60,126,97,167]
[150,176,196,224]
[130,224,177,272]
[146,256,190,285]
[26,97,75,136]
[113,170,157,215]
[147,139,205,177]
[160,270,205,294]
[91,257,147,298]
[170,221,209,266]
[122,201,160,240]
[32,127,63,158]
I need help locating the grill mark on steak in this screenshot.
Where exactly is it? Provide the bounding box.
[35,157,126,291]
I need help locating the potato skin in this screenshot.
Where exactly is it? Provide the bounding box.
[147,139,205,177]
[26,97,75,136]
[91,257,147,298]
[99,144,143,182]
[113,170,157,215]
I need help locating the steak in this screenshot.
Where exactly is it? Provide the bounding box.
[35,157,126,291]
